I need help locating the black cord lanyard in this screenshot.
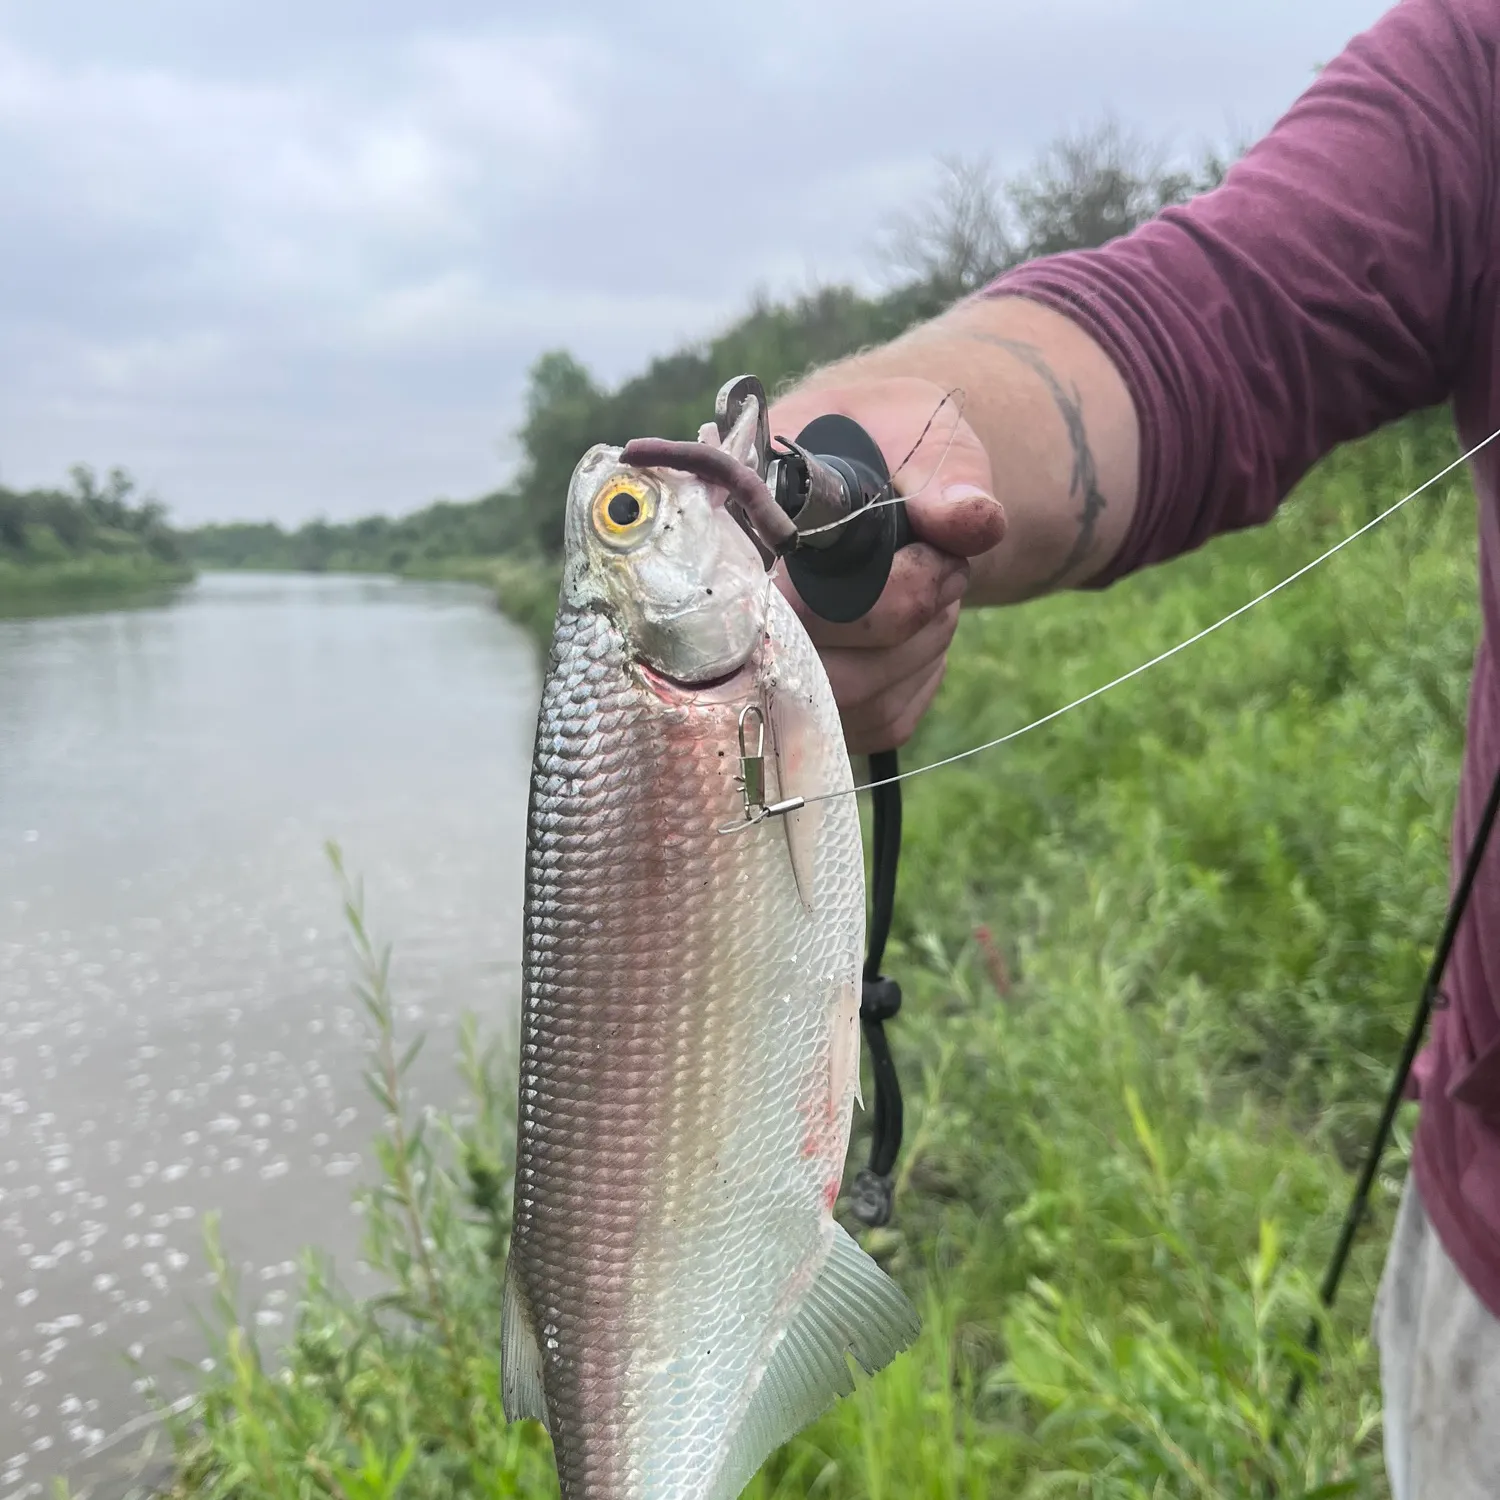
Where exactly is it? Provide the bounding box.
[849,748,905,1229]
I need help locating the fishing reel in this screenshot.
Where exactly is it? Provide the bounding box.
[713,374,912,624]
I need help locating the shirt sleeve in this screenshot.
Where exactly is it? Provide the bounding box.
[985,0,1498,586]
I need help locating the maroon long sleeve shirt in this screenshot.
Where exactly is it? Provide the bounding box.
[987,0,1500,1313]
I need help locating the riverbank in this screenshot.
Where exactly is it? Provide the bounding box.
[405,554,560,646]
[177,554,561,649]
[117,412,1467,1500]
[1,467,194,619]
[0,556,195,616]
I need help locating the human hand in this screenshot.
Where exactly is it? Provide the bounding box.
[766,376,1006,754]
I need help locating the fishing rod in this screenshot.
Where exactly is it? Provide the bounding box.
[1275,754,1500,1426]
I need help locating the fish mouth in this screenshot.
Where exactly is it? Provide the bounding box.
[636,657,755,701]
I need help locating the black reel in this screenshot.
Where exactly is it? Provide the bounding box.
[772,414,912,625]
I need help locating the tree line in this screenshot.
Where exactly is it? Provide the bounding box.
[0,464,186,571]
[185,119,1236,575]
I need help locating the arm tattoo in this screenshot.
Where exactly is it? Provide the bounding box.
[960,332,1108,589]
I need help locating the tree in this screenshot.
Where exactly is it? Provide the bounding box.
[875,119,1242,315]
[1007,115,1229,259]
[0,490,25,552]
[513,352,607,556]
[877,154,1014,299]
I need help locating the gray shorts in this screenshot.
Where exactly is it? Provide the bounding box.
[1373,1175,1500,1498]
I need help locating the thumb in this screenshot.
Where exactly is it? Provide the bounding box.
[770,376,1007,561]
[905,481,1007,559]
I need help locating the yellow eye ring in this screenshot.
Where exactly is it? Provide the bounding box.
[592,476,656,545]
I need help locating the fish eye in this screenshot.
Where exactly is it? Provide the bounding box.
[592,476,656,547]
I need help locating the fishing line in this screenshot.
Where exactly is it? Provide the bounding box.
[787,387,970,542]
[790,420,1500,811]
[740,385,968,709]
[884,385,967,491]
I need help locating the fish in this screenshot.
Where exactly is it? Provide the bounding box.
[501,406,921,1500]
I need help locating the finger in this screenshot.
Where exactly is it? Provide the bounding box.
[905,483,1007,559]
[770,380,1006,560]
[769,383,994,508]
[819,600,961,717]
[842,656,950,756]
[778,543,966,650]
[835,625,954,747]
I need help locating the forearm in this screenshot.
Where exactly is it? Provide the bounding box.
[765,0,1490,756]
[794,293,1141,604]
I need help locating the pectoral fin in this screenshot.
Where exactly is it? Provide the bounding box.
[766,686,825,915]
[832,974,863,1113]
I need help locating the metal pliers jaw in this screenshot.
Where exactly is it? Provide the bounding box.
[713,374,783,568]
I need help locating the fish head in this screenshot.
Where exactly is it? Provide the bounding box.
[560,439,769,685]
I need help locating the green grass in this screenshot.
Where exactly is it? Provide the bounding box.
[480,556,563,646]
[0,554,195,616]
[101,412,1475,1499]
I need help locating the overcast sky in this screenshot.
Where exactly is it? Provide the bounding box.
[0,0,1389,526]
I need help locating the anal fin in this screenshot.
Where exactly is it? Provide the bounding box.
[500,1260,550,1431]
[707,1226,921,1500]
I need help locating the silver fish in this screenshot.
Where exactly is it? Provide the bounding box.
[502,411,920,1500]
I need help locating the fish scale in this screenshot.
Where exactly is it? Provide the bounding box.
[505,449,919,1500]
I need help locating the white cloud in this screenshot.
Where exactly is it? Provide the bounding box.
[0,2,1391,523]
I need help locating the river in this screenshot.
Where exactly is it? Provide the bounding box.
[0,572,541,1497]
